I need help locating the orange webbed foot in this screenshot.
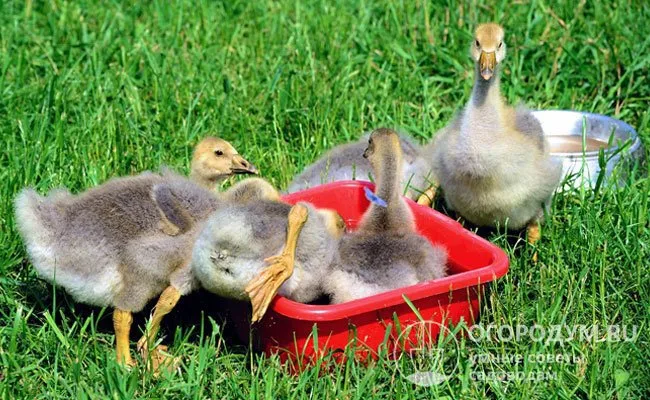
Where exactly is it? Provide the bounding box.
[245,253,295,322]
[416,185,437,207]
[527,221,541,263]
[245,204,308,322]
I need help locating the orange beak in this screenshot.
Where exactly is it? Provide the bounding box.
[479,51,497,80]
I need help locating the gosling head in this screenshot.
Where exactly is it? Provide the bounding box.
[362,128,402,173]
[470,23,506,81]
[202,247,255,301]
[191,212,261,300]
[190,137,258,189]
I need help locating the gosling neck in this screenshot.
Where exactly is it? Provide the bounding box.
[470,63,502,110]
[373,149,402,203]
[189,169,221,190]
[361,147,414,234]
[459,63,506,143]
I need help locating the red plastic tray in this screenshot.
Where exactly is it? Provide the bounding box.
[233,180,509,367]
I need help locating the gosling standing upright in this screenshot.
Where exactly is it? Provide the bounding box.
[14,137,257,369]
[422,23,562,244]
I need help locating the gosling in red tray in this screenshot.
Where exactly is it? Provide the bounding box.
[190,128,448,322]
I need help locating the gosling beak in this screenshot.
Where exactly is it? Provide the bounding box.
[363,148,370,159]
[479,51,497,80]
[230,155,258,175]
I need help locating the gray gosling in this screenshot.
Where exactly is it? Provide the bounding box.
[191,128,447,322]
[323,128,448,303]
[191,200,345,322]
[421,23,562,247]
[287,132,434,200]
[14,137,258,370]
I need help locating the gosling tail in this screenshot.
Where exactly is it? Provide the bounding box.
[14,188,66,272]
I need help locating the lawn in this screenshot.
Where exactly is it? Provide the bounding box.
[1,0,649,398]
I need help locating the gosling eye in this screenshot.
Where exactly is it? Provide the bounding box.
[498,41,503,49]
[475,39,480,47]
[214,149,224,156]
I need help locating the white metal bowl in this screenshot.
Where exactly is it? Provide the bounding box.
[532,110,643,189]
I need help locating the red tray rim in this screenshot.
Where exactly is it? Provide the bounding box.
[270,180,510,322]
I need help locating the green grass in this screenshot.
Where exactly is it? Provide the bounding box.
[1,0,649,398]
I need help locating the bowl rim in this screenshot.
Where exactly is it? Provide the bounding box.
[268,180,510,322]
[531,109,640,157]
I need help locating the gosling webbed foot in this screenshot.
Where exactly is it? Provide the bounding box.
[246,253,295,323]
[416,185,438,207]
[143,345,181,376]
[136,286,181,366]
[119,355,137,369]
[526,220,541,263]
[136,333,152,359]
[245,204,308,322]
